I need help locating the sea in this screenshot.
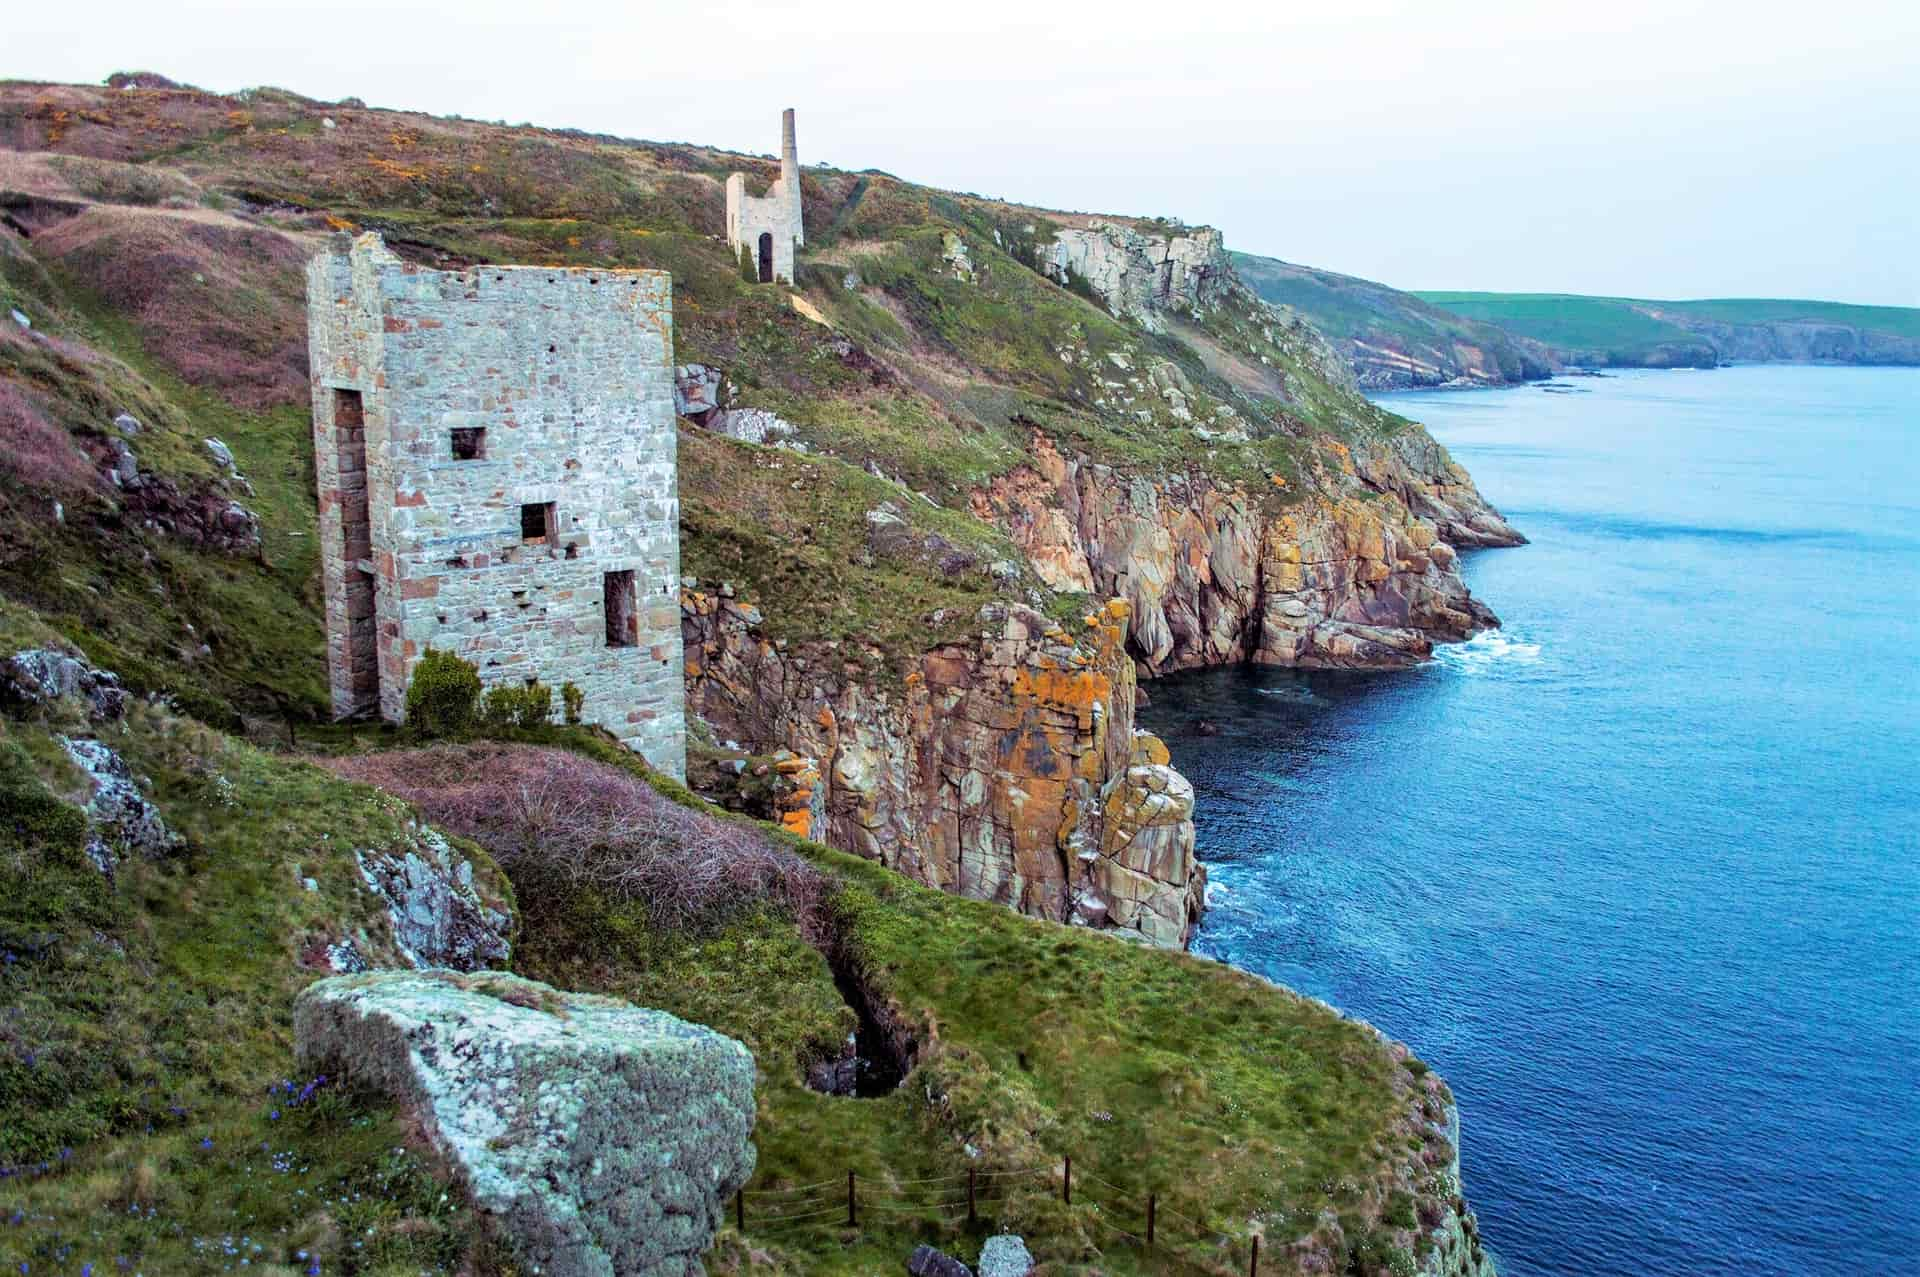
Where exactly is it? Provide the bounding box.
[1140,366,1920,1276]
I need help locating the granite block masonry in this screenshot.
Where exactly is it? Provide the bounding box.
[306,232,686,778]
[725,108,803,284]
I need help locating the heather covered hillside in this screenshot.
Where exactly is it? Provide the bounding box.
[0,75,1511,1275]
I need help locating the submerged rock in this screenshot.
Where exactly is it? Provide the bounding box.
[294,970,756,1277]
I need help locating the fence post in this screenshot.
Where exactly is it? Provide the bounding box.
[1063,1155,1072,1206]
[735,1188,744,1232]
[968,1167,977,1226]
[1147,1193,1155,1247]
[1249,1234,1260,1276]
[847,1169,857,1228]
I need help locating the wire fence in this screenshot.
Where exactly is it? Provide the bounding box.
[733,1155,1271,1275]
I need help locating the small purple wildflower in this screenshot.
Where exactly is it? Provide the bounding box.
[199,1136,214,1151]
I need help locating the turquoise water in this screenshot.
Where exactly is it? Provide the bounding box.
[1141,367,1920,1275]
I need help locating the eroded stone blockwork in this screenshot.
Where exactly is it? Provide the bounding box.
[306,233,686,777]
[725,108,802,284]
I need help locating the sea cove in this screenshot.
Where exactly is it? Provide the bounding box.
[1146,366,1920,1275]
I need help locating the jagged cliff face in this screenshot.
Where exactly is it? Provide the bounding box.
[1037,221,1231,331]
[971,429,1513,673]
[684,591,1204,946]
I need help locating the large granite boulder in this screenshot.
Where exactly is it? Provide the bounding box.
[294,970,757,1277]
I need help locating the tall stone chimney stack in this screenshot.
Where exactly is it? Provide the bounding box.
[780,107,803,247]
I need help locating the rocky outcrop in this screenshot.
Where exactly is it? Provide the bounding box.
[683,592,1204,947]
[86,434,263,555]
[59,734,179,874]
[1038,222,1231,331]
[354,822,513,971]
[1,648,126,720]
[969,431,1517,675]
[294,970,756,1277]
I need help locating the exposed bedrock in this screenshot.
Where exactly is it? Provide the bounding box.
[969,431,1520,675]
[683,592,1204,947]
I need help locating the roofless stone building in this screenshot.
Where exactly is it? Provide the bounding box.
[306,232,686,777]
[725,108,803,284]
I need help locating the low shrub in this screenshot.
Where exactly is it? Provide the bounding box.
[479,680,552,730]
[403,648,480,738]
[560,681,584,725]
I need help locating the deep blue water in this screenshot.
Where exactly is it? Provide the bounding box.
[1141,366,1920,1276]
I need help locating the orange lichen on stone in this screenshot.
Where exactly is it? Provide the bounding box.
[1011,666,1111,716]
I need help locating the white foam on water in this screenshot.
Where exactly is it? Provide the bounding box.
[1434,629,1542,673]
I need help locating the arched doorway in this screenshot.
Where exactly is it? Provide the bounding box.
[757,232,774,283]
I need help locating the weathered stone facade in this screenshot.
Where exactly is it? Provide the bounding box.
[306,233,686,777]
[725,108,802,284]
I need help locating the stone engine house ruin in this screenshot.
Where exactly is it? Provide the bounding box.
[725,108,803,284]
[306,232,686,777]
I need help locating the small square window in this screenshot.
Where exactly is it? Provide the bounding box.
[520,502,555,544]
[451,427,486,460]
[333,388,364,429]
[604,570,636,647]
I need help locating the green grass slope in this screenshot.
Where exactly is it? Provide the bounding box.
[1,693,1466,1276]
[1233,253,1553,388]
[1418,291,1920,368]
[1414,292,1713,366]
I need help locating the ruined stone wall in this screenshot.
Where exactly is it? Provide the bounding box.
[307,233,686,777]
[724,108,801,284]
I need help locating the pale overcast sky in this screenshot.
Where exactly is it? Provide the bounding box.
[8,0,1916,305]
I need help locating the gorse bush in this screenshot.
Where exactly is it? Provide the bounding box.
[479,680,553,730]
[402,648,481,738]
[561,681,584,725]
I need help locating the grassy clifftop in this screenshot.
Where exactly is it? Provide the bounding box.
[1232,253,1553,389]
[0,691,1465,1276]
[1419,291,1920,368]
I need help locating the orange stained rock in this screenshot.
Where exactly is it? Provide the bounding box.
[816,705,837,730]
[779,808,811,837]
[1011,666,1112,715]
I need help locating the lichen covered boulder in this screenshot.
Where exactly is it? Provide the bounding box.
[294,970,757,1277]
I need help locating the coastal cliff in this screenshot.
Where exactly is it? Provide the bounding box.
[685,588,1204,947]
[0,77,1511,1276]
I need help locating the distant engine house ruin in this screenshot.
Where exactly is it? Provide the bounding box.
[306,232,686,777]
[725,108,803,284]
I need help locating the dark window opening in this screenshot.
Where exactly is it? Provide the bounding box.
[330,387,377,713]
[520,502,555,544]
[757,232,774,283]
[333,387,364,429]
[604,570,637,647]
[451,427,486,460]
